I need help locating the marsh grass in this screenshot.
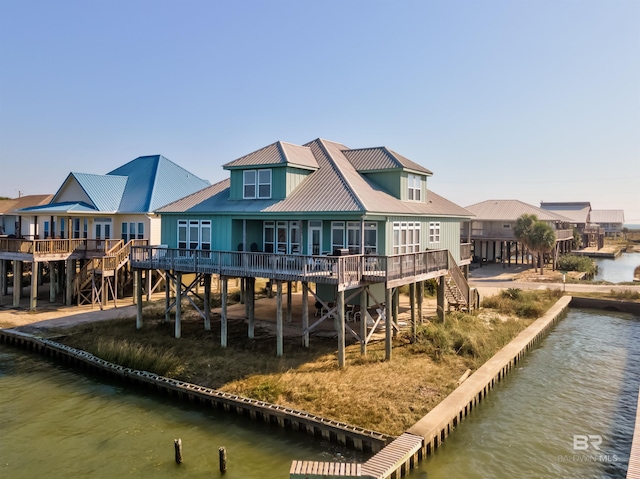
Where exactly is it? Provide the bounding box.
[56,289,561,436]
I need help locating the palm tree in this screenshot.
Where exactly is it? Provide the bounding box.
[529,222,556,275]
[514,214,537,269]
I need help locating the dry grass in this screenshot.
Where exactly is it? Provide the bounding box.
[54,290,560,436]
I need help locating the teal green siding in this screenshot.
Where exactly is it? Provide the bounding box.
[160,214,232,250]
[286,167,311,196]
[229,167,285,200]
[364,171,401,198]
[382,216,463,262]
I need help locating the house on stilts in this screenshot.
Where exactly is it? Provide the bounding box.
[130,138,476,366]
[462,199,575,268]
[0,155,209,310]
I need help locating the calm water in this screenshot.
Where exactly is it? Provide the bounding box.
[594,252,640,283]
[0,348,362,479]
[408,309,640,478]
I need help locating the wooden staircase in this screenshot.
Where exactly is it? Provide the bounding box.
[444,251,479,312]
[73,240,138,308]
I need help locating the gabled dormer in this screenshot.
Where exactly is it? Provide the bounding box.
[341,147,433,202]
[223,141,319,201]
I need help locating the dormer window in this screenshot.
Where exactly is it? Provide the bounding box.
[408,174,421,201]
[243,169,272,199]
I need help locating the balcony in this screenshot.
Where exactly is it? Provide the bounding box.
[131,246,458,291]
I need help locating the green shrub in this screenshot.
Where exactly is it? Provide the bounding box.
[557,254,596,274]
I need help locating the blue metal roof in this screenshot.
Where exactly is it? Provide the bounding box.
[18,201,98,214]
[73,173,128,211]
[108,155,210,212]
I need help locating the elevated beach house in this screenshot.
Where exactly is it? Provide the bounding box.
[463,199,574,268]
[131,138,475,365]
[590,209,625,238]
[0,155,209,310]
[540,201,605,249]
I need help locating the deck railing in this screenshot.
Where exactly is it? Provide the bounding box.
[131,246,456,289]
[0,238,150,258]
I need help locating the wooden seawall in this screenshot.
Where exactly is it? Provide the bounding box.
[0,329,391,454]
[291,295,572,479]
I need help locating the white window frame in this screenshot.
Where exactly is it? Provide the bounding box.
[331,221,345,253]
[263,221,275,253]
[429,222,441,243]
[347,222,361,254]
[177,219,210,250]
[243,169,272,199]
[408,174,421,201]
[393,221,420,254]
[364,222,378,254]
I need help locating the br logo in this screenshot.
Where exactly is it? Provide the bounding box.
[573,435,602,451]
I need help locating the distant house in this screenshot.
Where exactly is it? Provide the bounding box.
[540,201,604,249]
[590,210,625,237]
[0,194,53,237]
[0,155,209,309]
[463,199,574,266]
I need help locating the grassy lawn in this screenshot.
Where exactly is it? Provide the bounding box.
[54,288,564,436]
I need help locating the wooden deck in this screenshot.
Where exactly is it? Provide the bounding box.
[130,246,469,291]
[0,238,129,261]
[627,387,640,478]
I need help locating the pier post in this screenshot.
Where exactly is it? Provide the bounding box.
[360,287,367,355]
[49,262,56,303]
[30,261,38,310]
[437,276,446,324]
[0,260,4,305]
[221,276,228,347]
[385,286,393,360]
[337,289,345,368]
[410,282,416,343]
[302,282,309,347]
[276,281,283,356]
[204,274,211,331]
[13,260,21,307]
[219,447,227,473]
[164,273,170,323]
[175,272,182,339]
[287,281,292,323]
[136,269,143,330]
[393,287,399,337]
[417,280,424,324]
[248,277,255,339]
[65,259,73,306]
[174,438,183,464]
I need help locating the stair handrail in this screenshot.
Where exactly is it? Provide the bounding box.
[447,251,470,307]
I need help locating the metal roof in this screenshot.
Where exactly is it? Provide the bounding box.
[109,155,210,212]
[465,200,572,222]
[20,155,210,216]
[590,209,625,224]
[159,138,472,218]
[0,195,53,215]
[540,201,591,224]
[342,147,433,175]
[223,141,319,170]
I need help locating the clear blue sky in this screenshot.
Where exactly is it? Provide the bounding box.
[1,0,639,222]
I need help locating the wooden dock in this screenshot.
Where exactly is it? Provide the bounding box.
[626,386,640,478]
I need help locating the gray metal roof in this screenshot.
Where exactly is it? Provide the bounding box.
[465,200,572,222]
[342,147,433,175]
[223,141,319,170]
[590,209,625,224]
[540,201,591,224]
[159,138,472,218]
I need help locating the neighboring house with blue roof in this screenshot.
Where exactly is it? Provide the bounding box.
[0,155,209,310]
[18,155,209,244]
